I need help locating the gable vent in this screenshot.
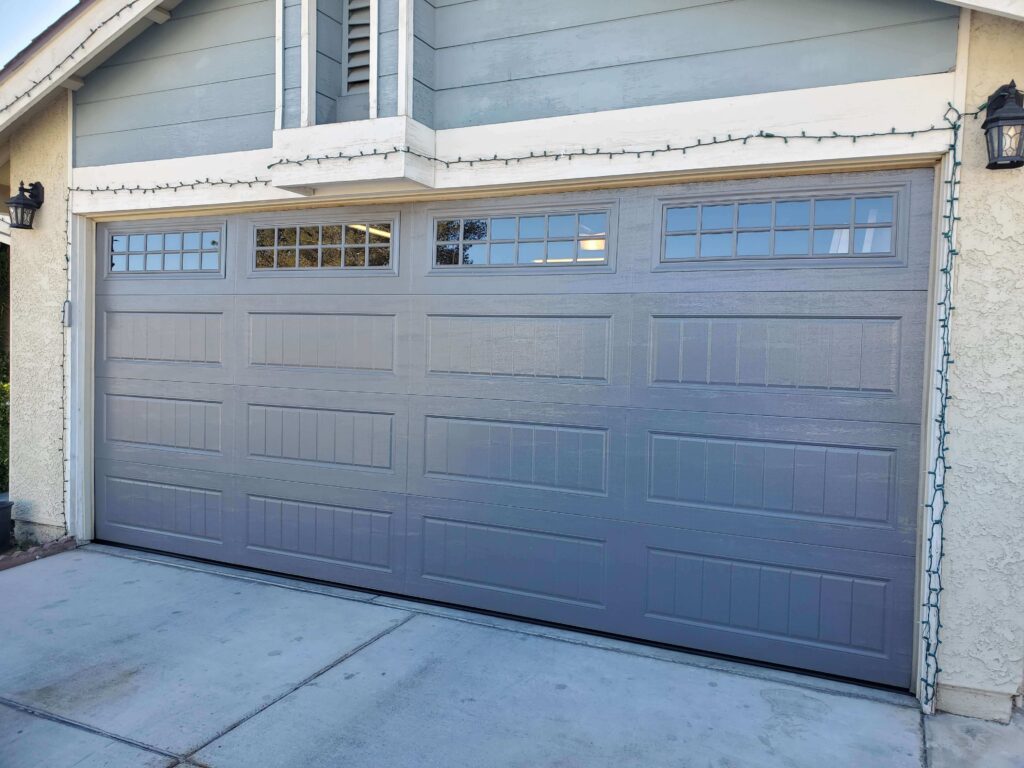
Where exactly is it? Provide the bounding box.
[345,0,371,95]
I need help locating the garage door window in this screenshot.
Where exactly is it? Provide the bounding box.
[254,223,393,270]
[109,230,222,273]
[434,212,609,267]
[663,194,894,261]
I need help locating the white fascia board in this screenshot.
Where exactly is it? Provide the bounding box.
[71,72,956,216]
[938,0,1024,20]
[0,0,168,137]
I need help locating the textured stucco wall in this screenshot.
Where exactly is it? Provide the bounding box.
[937,11,1024,722]
[8,95,69,543]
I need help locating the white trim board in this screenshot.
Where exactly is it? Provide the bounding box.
[70,72,959,216]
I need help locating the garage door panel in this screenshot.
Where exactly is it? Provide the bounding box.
[624,409,919,551]
[407,294,630,405]
[405,495,634,632]
[628,524,915,686]
[97,294,238,385]
[407,397,627,517]
[630,291,926,422]
[96,378,233,472]
[236,478,407,593]
[231,385,408,493]
[95,460,233,560]
[232,294,410,395]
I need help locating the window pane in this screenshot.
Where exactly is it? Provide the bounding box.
[814,199,851,226]
[737,231,770,257]
[436,220,460,242]
[299,248,319,268]
[368,247,390,266]
[518,241,545,264]
[490,217,516,240]
[201,252,219,270]
[700,232,733,258]
[854,227,892,253]
[775,229,810,255]
[145,253,162,271]
[548,215,576,239]
[775,201,810,227]
[111,235,128,253]
[814,228,850,255]
[321,248,342,267]
[701,204,734,230]
[463,219,487,240]
[299,226,319,246]
[666,207,697,233]
[255,250,275,269]
[183,252,201,270]
[519,216,545,239]
[369,223,392,245]
[436,244,459,265]
[490,243,515,264]
[856,196,894,224]
[165,232,183,251]
[738,203,771,229]
[579,213,608,236]
[146,234,163,251]
[546,240,574,263]
[111,254,127,272]
[277,249,297,269]
[164,252,182,271]
[322,225,342,245]
[344,247,364,267]
[256,228,275,248]
[202,232,220,249]
[128,234,145,251]
[577,241,606,263]
[664,234,697,260]
[345,225,367,245]
[184,232,202,250]
[462,243,486,264]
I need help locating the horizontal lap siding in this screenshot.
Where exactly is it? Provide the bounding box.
[73,0,276,166]
[422,0,958,129]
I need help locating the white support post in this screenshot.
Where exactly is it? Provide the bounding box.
[274,0,284,130]
[369,0,379,119]
[300,0,317,127]
[397,0,414,117]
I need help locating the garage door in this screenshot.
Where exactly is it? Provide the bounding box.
[94,169,930,687]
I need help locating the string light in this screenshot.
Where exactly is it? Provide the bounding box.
[60,103,985,712]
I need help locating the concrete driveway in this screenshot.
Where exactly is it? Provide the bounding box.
[0,546,1020,768]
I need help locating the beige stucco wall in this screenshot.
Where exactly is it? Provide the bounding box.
[937,11,1024,722]
[7,95,69,543]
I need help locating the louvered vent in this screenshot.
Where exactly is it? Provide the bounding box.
[345,0,371,95]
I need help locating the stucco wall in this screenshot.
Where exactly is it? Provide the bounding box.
[937,11,1024,722]
[8,95,69,543]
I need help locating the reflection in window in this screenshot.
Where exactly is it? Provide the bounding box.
[434,211,609,267]
[110,230,222,273]
[254,223,393,270]
[663,194,895,261]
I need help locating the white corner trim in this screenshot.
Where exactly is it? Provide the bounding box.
[67,212,95,542]
[369,0,379,119]
[396,0,414,117]
[938,0,1024,21]
[300,0,317,127]
[274,0,284,131]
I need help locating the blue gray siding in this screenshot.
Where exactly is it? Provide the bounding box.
[376,0,399,118]
[418,0,959,129]
[74,0,276,167]
[283,0,302,128]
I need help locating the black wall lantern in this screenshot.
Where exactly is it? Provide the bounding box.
[982,81,1024,170]
[6,181,45,230]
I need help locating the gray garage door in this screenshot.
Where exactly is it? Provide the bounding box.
[94,169,930,688]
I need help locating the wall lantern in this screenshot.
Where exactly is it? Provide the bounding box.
[982,81,1024,170]
[6,181,45,230]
